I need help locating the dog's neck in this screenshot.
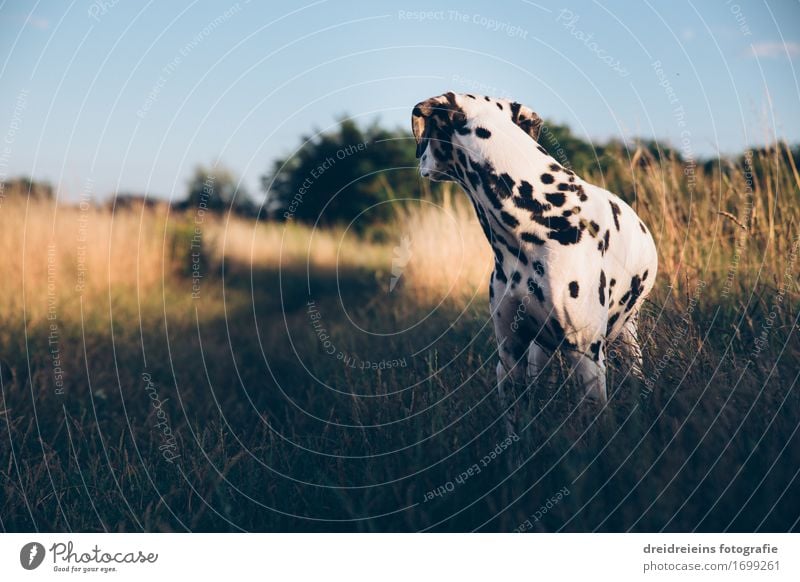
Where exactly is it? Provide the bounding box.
[444,123,589,266]
[451,133,549,247]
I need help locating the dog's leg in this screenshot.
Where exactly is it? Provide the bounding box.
[526,340,549,382]
[496,352,525,438]
[496,352,527,470]
[491,290,530,437]
[566,348,607,403]
[615,311,644,380]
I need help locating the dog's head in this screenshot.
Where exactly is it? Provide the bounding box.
[412,92,543,181]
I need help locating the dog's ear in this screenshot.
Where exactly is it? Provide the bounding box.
[411,100,435,158]
[443,91,467,129]
[412,93,467,158]
[509,101,543,141]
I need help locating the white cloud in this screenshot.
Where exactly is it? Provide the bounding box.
[28,16,50,30]
[750,41,800,59]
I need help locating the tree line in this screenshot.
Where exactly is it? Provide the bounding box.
[5,117,797,228]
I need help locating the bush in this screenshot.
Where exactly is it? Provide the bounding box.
[261,118,419,228]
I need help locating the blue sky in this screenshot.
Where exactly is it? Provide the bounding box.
[1,0,798,201]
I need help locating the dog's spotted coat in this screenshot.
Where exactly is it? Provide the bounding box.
[412,92,658,424]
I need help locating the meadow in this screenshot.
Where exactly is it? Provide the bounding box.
[1,144,798,532]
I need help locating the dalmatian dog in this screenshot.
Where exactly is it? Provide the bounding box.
[412,92,658,430]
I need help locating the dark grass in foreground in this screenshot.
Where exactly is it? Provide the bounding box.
[2,262,799,532]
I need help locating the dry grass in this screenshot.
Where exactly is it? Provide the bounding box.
[205,213,390,274]
[1,144,798,533]
[5,143,792,316]
[616,144,800,301]
[0,199,390,318]
[0,198,167,322]
[392,191,493,306]
[391,143,800,308]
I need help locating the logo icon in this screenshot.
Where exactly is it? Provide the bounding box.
[20,542,46,570]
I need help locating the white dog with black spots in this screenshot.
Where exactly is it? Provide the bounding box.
[412,92,658,431]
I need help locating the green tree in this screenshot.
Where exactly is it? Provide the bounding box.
[536,121,605,175]
[181,164,255,216]
[262,118,418,227]
[261,116,687,227]
[0,176,53,200]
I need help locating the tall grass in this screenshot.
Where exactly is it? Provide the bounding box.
[391,143,800,308]
[1,144,798,532]
[0,198,168,322]
[392,193,493,306]
[5,144,793,316]
[0,199,390,318]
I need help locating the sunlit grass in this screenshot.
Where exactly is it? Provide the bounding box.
[0,144,798,532]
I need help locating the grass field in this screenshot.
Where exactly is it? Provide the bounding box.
[1,144,799,532]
